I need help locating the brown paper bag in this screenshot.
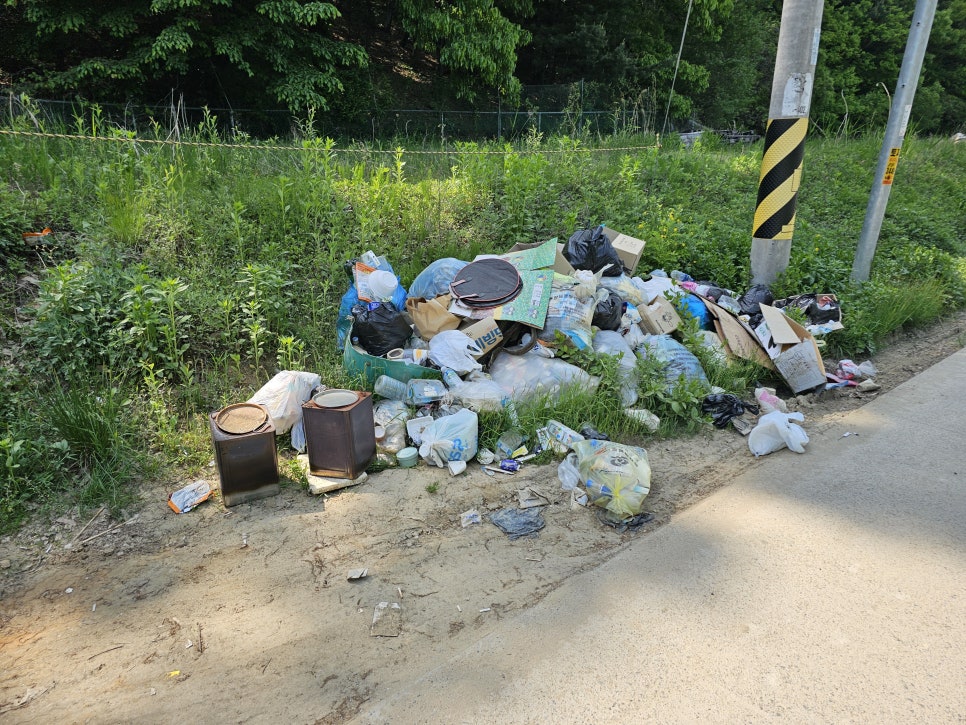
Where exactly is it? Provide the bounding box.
[405,294,461,340]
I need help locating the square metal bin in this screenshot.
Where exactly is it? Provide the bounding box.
[302,391,375,479]
[209,404,280,506]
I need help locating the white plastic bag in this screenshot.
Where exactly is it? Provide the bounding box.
[748,411,809,457]
[573,439,651,517]
[489,349,599,403]
[418,408,479,467]
[247,370,321,451]
[428,329,483,375]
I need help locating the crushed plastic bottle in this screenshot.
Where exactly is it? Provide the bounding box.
[374,374,408,401]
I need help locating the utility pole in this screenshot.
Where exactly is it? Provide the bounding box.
[851,0,937,282]
[750,0,825,285]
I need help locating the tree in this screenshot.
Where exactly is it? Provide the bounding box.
[3,0,367,112]
[809,0,966,135]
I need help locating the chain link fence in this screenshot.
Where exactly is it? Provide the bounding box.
[3,84,662,142]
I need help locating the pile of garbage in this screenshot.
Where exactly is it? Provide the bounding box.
[199,225,879,527]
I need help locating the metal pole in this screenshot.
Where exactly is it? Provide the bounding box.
[851,0,937,282]
[661,0,694,138]
[750,0,825,285]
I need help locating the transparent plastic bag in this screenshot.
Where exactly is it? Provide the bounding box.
[637,334,709,391]
[557,452,580,491]
[537,285,596,349]
[489,349,599,403]
[573,439,652,517]
[373,399,410,455]
[418,408,479,467]
[598,273,646,306]
[449,377,508,413]
[592,330,639,407]
[247,370,321,451]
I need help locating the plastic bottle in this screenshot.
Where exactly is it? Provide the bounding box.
[441,367,463,389]
[374,374,408,401]
[496,430,528,459]
[503,398,521,427]
[546,419,585,450]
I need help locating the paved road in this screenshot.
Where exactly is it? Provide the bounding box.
[355,347,966,723]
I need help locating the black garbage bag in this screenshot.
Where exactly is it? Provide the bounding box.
[350,302,412,357]
[701,393,760,429]
[564,226,624,277]
[738,284,774,316]
[737,284,774,328]
[592,290,624,331]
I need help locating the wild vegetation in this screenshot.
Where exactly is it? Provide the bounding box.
[2,0,965,134]
[1,101,965,531]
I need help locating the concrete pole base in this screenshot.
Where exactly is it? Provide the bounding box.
[750,238,792,286]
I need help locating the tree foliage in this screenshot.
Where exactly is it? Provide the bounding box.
[1,0,963,133]
[3,0,367,111]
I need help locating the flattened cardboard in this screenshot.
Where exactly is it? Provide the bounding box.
[505,238,575,276]
[700,298,774,369]
[639,295,682,335]
[602,227,646,274]
[459,317,504,358]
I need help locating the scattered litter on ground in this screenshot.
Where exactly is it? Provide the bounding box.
[370,602,402,637]
[167,481,213,514]
[489,508,546,540]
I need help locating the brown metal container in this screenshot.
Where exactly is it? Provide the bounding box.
[209,403,280,506]
[302,390,375,479]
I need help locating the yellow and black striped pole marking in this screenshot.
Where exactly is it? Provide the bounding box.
[753,117,808,241]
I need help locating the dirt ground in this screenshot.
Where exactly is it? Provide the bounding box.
[2,310,965,724]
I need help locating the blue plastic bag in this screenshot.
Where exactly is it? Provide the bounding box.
[675,293,713,330]
[408,258,467,300]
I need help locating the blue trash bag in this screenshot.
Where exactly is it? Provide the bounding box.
[675,292,713,330]
[637,333,709,391]
[336,269,409,350]
[408,258,468,300]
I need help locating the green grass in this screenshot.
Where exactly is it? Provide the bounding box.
[1,103,965,526]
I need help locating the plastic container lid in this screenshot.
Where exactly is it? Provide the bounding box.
[313,389,360,408]
[369,270,398,300]
[397,447,419,467]
[215,403,268,434]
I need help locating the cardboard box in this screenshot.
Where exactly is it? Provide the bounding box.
[700,298,774,369]
[639,295,682,335]
[459,317,504,358]
[755,304,827,393]
[602,227,646,274]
